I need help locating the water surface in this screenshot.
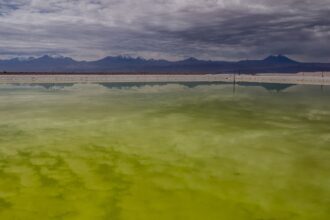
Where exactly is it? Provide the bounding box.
[0,83,329,220]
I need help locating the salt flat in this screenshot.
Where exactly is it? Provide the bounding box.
[0,72,330,85]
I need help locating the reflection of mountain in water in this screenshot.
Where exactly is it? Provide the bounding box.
[33,83,75,89]
[7,83,75,90]
[8,82,295,92]
[98,82,232,89]
[238,82,295,92]
[100,82,296,92]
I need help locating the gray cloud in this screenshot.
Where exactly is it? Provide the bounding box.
[0,0,329,61]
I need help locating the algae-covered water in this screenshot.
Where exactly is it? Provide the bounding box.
[0,82,329,220]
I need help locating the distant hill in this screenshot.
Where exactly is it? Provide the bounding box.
[1,54,330,73]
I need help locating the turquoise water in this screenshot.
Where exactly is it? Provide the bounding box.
[0,83,329,220]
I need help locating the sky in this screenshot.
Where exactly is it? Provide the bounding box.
[0,0,329,61]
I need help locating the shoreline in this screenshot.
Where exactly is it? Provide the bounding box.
[0,73,330,85]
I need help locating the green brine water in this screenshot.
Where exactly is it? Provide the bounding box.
[0,83,329,220]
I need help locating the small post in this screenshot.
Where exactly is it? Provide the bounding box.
[233,72,237,95]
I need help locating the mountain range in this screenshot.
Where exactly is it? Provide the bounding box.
[1,55,330,73]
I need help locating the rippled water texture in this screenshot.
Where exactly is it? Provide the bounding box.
[0,83,329,220]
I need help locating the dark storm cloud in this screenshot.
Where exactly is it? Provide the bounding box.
[0,0,329,61]
[152,7,330,60]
